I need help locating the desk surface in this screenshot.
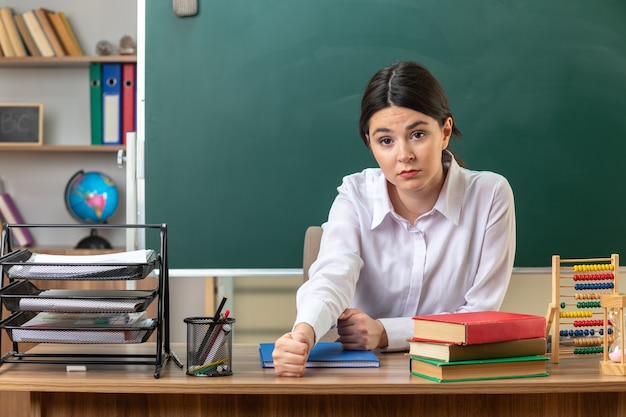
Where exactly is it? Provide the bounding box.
[0,343,623,396]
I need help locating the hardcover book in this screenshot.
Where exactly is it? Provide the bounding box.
[34,8,65,57]
[0,12,14,57]
[412,311,546,345]
[0,192,34,247]
[47,11,81,56]
[259,341,380,368]
[22,10,54,57]
[408,337,547,362]
[13,13,40,56]
[409,355,549,383]
[0,7,26,57]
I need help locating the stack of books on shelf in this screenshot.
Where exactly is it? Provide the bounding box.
[408,310,548,383]
[0,6,83,58]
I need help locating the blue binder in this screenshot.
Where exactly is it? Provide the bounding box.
[102,63,122,145]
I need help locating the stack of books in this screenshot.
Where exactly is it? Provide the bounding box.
[0,7,83,58]
[408,311,548,382]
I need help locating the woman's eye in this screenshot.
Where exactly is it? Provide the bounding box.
[410,131,425,140]
[378,137,393,145]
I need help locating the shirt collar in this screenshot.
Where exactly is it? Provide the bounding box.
[434,150,464,225]
[370,150,465,229]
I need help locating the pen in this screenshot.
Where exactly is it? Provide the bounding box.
[203,312,232,365]
[213,296,228,321]
[201,309,231,364]
[197,297,228,363]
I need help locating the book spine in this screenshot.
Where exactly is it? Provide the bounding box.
[57,12,83,56]
[47,11,75,56]
[13,14,41,57]
[0,12,15,57]
[23,10,54,57]
[0,193,34,247]
[0,7,26,57]
[465,318,546,344]
[34,8,65,56]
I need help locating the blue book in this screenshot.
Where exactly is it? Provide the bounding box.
[259,341,380,368]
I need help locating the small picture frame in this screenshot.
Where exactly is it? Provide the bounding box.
[0,103,43,145]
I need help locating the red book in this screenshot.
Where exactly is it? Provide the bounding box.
[0,193,34,247]
[412,311,546,345]
[121,63,136,145]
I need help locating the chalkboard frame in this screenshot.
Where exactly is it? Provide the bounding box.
[0,103,43,145]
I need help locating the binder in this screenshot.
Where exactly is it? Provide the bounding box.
[89,63,103,145]
[102,63,122,145]
[121,63,137,145]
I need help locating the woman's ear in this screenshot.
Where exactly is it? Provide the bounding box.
[442,117,453,149]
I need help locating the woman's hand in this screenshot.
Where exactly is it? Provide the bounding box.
[272,323,315,377]
[337,308,388,350]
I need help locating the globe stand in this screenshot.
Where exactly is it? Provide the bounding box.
[75,228,112,250]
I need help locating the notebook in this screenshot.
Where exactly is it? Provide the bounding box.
[259,341,380,368]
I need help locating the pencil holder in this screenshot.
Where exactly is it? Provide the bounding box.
[184,316,235,376]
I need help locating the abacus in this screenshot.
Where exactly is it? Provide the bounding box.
[551,254,619,364]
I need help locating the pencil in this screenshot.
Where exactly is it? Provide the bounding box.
[197,296,228,363]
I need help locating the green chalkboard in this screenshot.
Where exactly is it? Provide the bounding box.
[145,0,626,269]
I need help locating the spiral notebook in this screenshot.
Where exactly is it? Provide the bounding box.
[259,341,380,368]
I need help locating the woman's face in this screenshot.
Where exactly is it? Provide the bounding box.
[367,106,452,197]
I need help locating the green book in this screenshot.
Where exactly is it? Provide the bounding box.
[409,355,549,383]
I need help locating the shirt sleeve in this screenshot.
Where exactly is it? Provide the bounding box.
[378,317,414,351]
[457,176,516,313]
[293,192,364,344]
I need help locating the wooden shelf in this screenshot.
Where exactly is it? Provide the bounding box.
[0,145,124,153]
[0,55,136,68]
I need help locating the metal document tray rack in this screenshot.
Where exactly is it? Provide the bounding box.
[0,223,182,378]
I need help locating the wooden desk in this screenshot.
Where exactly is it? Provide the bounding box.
[0,343,625,417]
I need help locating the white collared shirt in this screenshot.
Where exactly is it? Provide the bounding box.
[295,152,516,350]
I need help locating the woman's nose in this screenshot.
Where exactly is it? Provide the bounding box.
[397,143,415,162]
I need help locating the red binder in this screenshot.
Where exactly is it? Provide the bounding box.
[121,63,136,145]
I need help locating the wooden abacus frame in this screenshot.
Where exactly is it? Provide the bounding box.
[551,254,619,364]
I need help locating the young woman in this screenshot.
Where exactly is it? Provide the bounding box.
[273,61,516,377]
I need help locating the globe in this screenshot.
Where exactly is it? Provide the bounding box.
[65,170,119,224]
